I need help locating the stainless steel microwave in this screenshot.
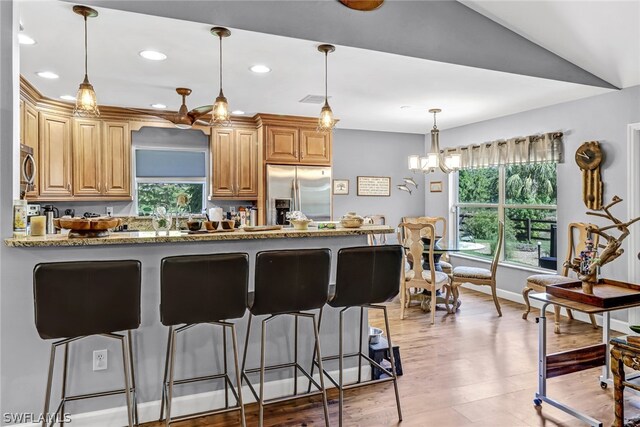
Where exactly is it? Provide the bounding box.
[20,144,36,198]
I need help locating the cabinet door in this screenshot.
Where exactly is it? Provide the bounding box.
[23,103,39,198]
[103,121,131,198]
[211,129,235,197]
[72,118,102,197]
[300,128,331,164]
[39,113,72,197]
[235,129,258,198]
[265,126,299,163]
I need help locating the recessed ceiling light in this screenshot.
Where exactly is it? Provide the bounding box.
[139,50,167,61]
[18,33,36,45]
[151,103,167,109]
[36,71,59,79]
[400,105,412,109]
[231,110,245,115]
[60,95,76,101]
[250,65,271,74]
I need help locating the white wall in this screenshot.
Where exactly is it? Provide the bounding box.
[427,86,640,320]
[332,128,426,235]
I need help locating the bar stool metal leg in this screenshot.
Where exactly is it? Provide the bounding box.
[223,326,229,409]
[307,307,324,394]
[119,334,134,427]
[294,315,299,396]
[127,330,139,426]
[241,313,253,375]
[229,323,247,427]
[159,327,172,421]
[60,343,69,427]
[339,308,346,427]
[42,343,57,427]
[310,313,331,427]
[165,326,177,427]
[376,304,403,422]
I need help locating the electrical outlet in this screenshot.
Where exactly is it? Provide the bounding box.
[106,207,113,217]
[93,349,107,371]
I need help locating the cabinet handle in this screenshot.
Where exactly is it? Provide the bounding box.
[67,183,71,191]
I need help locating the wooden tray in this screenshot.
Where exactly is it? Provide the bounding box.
[546,279,640,308]
[242,225,283,232]
[185,229,236,234]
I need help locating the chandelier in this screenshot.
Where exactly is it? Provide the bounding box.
[210,27,232,126]
[408,109,461,174]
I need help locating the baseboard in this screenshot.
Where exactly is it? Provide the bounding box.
[461,283,629,333]
[12,366,369,427]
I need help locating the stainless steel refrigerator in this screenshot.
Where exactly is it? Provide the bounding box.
[266,164,332,224]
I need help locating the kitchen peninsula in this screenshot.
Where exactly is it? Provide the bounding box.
[3,224,394,425]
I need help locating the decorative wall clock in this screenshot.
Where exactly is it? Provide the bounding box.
[575,140,603,209]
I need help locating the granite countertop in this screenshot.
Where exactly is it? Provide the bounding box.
[4,225,394,248]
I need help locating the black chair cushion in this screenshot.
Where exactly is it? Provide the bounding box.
[33,260,141,340]
[329,245,403,308]
[251,249,331,316]
[161,253,249,326]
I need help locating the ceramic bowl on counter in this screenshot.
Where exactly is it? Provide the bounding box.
[290,219,313,230]
[54,217,121,238]
[340,212,365,228]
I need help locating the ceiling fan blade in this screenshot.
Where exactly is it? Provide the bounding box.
[124,108,181,124]
[194,119,211,126]
[189,105,213,120]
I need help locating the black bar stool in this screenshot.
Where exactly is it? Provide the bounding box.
[33,260,141,427]
[159,253,248,427]
[310,245,404,426]
[241,249,331,427]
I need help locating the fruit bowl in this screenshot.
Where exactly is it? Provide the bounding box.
[55,217,121,238]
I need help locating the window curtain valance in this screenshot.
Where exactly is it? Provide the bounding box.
[443,132,563,169]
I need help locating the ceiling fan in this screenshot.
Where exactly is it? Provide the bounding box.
[131,88,212,129]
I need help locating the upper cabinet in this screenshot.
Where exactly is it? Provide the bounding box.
[73,118,102,197]
[39,112,73,198]
[102,121,131,197]
[263,120,332,165]
[210,127,258,199]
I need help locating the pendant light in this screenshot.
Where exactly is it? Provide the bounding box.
[73,5,99,117]
[408,109,461,174]
[317,44,336,132]
[210,27,232,126]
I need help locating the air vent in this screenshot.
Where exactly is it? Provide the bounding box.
[299,95,331,104]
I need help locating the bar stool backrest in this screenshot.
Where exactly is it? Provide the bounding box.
[251,249,331,316]
[33,260,141,340]
[161,253,249,326]
[330,245,403,308]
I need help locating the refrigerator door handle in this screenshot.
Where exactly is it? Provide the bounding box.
[297,179,303,213]
[292,180,297,212]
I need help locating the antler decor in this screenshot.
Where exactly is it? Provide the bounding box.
[565,196,640,289]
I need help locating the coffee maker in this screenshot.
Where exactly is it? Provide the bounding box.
[274,199,291,225]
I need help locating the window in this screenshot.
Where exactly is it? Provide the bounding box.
[455,163,557,269]
[134,149,207,216]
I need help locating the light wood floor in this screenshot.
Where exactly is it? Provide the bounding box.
[144,288,640,426]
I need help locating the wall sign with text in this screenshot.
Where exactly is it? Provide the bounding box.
[357,176,391,197]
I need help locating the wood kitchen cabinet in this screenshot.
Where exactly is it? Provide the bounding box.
[210,128,258,199]
[102,121,131,197]
[39,112,73,198]
[73,119,132,199]
[22,101,39,198]
[73,118,102,197]
[300,128,331,164]
[264,125,331,165]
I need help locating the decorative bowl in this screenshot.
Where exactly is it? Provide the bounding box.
[204,221,219,231]
[187,220,202,231]
[55,217,121,238]
[290,219,313,230]
[630,325,640,334]
[340,211,365,228]
[221,220,235,230]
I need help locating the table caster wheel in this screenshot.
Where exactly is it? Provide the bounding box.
[600,381,608,389]
[533,398,542,407]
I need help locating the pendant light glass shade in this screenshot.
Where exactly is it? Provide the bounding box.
[73,5,99,117]
[317,44,336,132]
[210,27,232,127]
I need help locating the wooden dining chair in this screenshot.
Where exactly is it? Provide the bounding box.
[365,214,387,246]
[399,222,451,323]
[450,221,504,317]
[522,222,599,333]
[400,216,452,274]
